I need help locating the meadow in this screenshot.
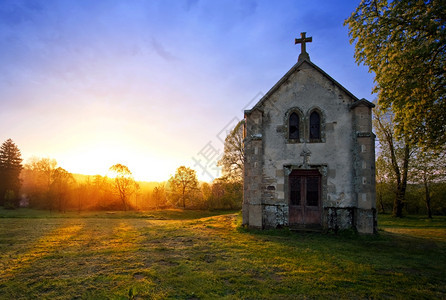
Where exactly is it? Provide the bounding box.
[0,209,445,299]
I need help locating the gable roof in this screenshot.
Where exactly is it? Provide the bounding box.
[245,58,372,115]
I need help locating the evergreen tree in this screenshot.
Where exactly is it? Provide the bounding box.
[0,139,23,207]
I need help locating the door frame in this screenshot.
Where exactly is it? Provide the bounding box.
[285,165,327,227]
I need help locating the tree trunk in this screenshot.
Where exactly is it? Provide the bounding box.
[393,189,404,217]
[392,144,410,217]
[182,186,186,208]
[424,176,432,219]
[378,191,385,214]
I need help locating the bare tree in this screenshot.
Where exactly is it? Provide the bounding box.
[109,164,137,211]
[374,106,412,217]
[152,184,167,209]
[410,148,446,218]
[24,157,58,210]
[217,120,244,182]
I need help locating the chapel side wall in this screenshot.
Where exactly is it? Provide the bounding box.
[352,104,377,234]
[243,110,264,228]
[258,65,357,229]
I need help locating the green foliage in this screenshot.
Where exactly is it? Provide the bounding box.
[205,177,243,210]
[0,139,23,207]
[167,166,199,208]
[405,182,446,216]
[345,0,446,148]
[3,190,16,210]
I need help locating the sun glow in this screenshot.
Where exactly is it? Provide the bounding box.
[25,133,184,182]
[56,145,175,182]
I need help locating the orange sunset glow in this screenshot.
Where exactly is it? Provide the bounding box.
[0,0,374,182]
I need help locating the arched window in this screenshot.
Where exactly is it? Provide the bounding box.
[309,111,321,141]
[289,112,299,139]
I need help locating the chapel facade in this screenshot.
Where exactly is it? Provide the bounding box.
[242,33,376,234]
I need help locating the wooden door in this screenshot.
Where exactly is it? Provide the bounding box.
[289,170,321,227]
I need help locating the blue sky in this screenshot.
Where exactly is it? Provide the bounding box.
[0,0,375,181]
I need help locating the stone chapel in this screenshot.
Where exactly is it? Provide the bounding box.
[242,33,376,234]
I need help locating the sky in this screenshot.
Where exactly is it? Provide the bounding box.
[0,0,375,182]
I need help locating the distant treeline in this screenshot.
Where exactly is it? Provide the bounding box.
[377,182,446,216]
[0,137,243,212]
[17,158,242,212]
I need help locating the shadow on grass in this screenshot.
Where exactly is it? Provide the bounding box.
[0,208,240,220]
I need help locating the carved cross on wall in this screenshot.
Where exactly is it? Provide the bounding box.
[300,143,311,169]
[295,32,312,62]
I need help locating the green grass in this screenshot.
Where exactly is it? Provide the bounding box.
[0,208,237,220]
[0,210,445,299]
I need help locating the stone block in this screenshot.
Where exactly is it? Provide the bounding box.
[356,208,376,234]
[276,169,284,177]
[242,204,249,225]
[249,204,263,228]
[357,193,372,209]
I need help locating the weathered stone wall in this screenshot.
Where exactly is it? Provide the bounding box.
[259,62,357,211]
[351,103,377,233]
[243,110,264,228]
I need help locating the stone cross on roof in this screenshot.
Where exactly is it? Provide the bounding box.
[295,32,312,62]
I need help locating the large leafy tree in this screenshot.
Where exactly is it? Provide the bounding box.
[217,120,244,182]
[0,139,23,207]
[168,166,199,208]
[345,0,446,148]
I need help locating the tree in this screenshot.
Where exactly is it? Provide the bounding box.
[207,177,243,210]
[345,0,446,148]
[217,120,244,182]
[0,139,23,207]
[374,106,412,217]
[23,157,58,209]
[168,166,199,208]
[109,164,137,211]
[51,167,75,212]
[152,184,167,209]
[409,147,446,218]
[375,156,393,214]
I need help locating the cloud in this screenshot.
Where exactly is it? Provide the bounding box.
[151,37,178,62]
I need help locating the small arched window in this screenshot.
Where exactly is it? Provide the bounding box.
[289,112,299,140]
[309,111,321,141]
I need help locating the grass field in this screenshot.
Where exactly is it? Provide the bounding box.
[0,209,445,299]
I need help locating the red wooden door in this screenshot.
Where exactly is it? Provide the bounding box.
[289,170,321,226]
